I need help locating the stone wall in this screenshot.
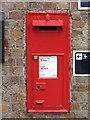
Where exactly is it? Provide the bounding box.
[0,1,89,119]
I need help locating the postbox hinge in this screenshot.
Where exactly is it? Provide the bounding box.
[32,87,34,91]
[25,83,27,92]
[60,105,63,109]
[69,10,73,20]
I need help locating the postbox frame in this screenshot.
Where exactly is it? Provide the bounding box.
[26,12,70,113]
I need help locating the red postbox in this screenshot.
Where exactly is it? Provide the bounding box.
[26,12,70,112]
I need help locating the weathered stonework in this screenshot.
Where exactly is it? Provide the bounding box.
[0,1,89,119]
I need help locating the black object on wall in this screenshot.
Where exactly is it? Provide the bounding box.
[75,52,90,75]
[0,12,4,63]
[81,0,90,7]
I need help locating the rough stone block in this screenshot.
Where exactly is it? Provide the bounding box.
[74,110,88,118]
[16,58,24,66]
[15,2,28,10]
[43,3,56,11]
[72,20,86,28]
[9,67,23,76]
[72,85,88,91]
[10,29,23,40]
[71,2,78,11]
[72,93,88,103]
[29,3,43,11]
[82,103,88,110]
[5,30,9,40]
[72,103,80,110]
[2,2,14,11]
[72,30,82,37]
[57,2,70,10]
[16,39,24,48]
[10,49,24,57]
[12,103,24,112]
[9,11,23,20]
[0,103,9,113]
[72,39,88,50]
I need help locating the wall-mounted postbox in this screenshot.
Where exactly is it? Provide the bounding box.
[26,12,70,112]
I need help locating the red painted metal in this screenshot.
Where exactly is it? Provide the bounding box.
[26,12,70,113]
[32,20,63,26]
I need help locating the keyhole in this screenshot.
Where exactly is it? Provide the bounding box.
[37,86,40,90]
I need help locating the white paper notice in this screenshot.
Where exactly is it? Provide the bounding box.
[39,56,57,78]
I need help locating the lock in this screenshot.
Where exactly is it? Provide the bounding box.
[36,82,46,91]
[37,85,40,90]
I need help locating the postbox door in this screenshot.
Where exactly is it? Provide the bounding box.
[26,12,70,112]
[32,54,64,109]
